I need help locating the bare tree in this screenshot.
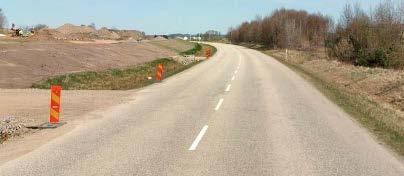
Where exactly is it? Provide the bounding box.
[33,24,48,31]
[0,8,6,29]
[228,8,330,49]
[88,23,96,30]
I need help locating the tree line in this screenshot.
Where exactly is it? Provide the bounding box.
[228,0,404,69]
[229,9,331,49]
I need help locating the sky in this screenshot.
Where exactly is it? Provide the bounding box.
[0,0,383,35]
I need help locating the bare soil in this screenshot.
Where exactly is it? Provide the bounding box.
[0,41,176,88]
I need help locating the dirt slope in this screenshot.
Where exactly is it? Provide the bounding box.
[0,41,176,88]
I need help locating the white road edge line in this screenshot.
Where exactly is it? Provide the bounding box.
[189,125,209,151]
[215,98,224,111]
[225,84,231,92]
[231,76,235,81]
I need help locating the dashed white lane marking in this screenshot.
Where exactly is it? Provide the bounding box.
[215,98,224,111]
[234,70,238,74]
[225,84,231,92]
[189,125,209,151]
[231,76,235,81]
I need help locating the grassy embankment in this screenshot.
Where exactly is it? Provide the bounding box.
[180,43,217,57]
[264,49,404,156]
[33,40,215,90]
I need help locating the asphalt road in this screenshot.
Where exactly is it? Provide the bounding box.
[1,43,403,175]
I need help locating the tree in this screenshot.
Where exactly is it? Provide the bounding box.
[88,23,96,30]
[0,8,6,29]
[202,30,221,41]
[33,24,48,31]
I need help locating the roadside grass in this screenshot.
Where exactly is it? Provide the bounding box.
[181,43,202,55]
[32,58,201,90]
[264,50,404,156]
[180,43,217,57]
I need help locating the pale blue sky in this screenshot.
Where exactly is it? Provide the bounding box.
[0,0,382,34]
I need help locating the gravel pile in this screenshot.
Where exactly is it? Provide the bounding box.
[173,55,205,65]
[0,116,29,143]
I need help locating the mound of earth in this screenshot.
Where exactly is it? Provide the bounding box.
[112,30,143,40]
[29,29,60,41]
[28,24,144,41]
[56,23,95,35]
[95,28,120,40]
[0,41,177,88]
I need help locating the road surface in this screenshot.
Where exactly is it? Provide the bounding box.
[1,43,403,175]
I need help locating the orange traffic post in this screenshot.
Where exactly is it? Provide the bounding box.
[49,85,62,124]
[155,64,164,82]
[205,48,212,58]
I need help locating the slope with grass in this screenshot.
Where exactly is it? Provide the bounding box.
[148,39,195,53]
[31,41,216,90]
[32,58,201,90]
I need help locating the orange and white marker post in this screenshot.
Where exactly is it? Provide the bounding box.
[49,85,62,124]
[205,48,212,58]
[156,64,164,82]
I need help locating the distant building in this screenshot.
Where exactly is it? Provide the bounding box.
[191,36,202,41]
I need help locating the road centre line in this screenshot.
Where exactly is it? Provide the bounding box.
[234,70,238,74]
[225,84,231,92]
[188,125,209,150]
[215,98,224,111]
[231,76,235,81]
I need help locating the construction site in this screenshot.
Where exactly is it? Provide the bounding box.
[0,22,212,159]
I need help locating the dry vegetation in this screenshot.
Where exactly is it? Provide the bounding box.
[326,2,404,68]
[229,0,403,69]
[229,9,331,49]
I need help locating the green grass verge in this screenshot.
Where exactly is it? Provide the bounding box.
[32,58,202,90]
[266,51,404,156]
[180,43,202,55]
[148,39,195,53]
